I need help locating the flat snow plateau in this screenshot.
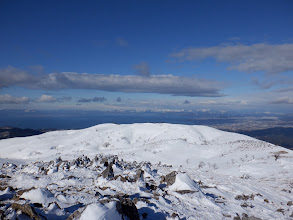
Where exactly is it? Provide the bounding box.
[0,123,292,219]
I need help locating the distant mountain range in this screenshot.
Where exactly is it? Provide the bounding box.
[0,127,43,140]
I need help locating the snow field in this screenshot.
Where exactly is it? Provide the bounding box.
[0,123,292,219]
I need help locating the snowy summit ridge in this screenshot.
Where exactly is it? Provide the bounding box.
[0,123,292,220]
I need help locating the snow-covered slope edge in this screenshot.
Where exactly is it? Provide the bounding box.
[0,123,292,219]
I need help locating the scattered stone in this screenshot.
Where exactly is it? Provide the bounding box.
[235,194,254,201]
[176,190,196,194]
[241,213,262,220]
[73,156,91,167]
[171,212,180,218]
[241,174,252,179]
[215,198,225,203]
[240,202,253,208]
[281,188,291,193]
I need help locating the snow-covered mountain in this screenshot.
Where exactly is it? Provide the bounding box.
[0,123,292,219]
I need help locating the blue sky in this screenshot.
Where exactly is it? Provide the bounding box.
[0,0,293,112]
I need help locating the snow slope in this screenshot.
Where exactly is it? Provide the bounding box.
[0,123,289,178]
[0,123,292,219]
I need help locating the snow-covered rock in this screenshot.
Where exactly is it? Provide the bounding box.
[79,202,121,220]
[20,188,55,206]
[168,173,200,192]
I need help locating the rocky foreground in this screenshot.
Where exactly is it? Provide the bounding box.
[0,154,292,220]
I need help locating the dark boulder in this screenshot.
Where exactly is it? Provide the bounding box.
[116,195,140,220]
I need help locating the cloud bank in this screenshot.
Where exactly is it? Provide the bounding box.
[0,94,30,104]
[38,95,56,102]
[0,66,38,88]
[37,95,72,103]
[270,97,293,104]
[170,43,293,74]
[0,67,224,97]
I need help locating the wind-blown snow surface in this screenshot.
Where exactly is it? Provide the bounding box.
[0,123,293,219]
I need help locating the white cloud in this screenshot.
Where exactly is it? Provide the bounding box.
[0,66,37,88]
[0,66,224,97]
[170,43,293,74]
[37,72,224,97]
[38,95,56,102]
[270,97,293,104]
[0,94,30,104]
[37,95,72,103]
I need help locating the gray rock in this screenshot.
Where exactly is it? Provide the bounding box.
[10,203,42,220]
[162,171,177,186]
[102,163,114,179]
[133,169,144,182]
